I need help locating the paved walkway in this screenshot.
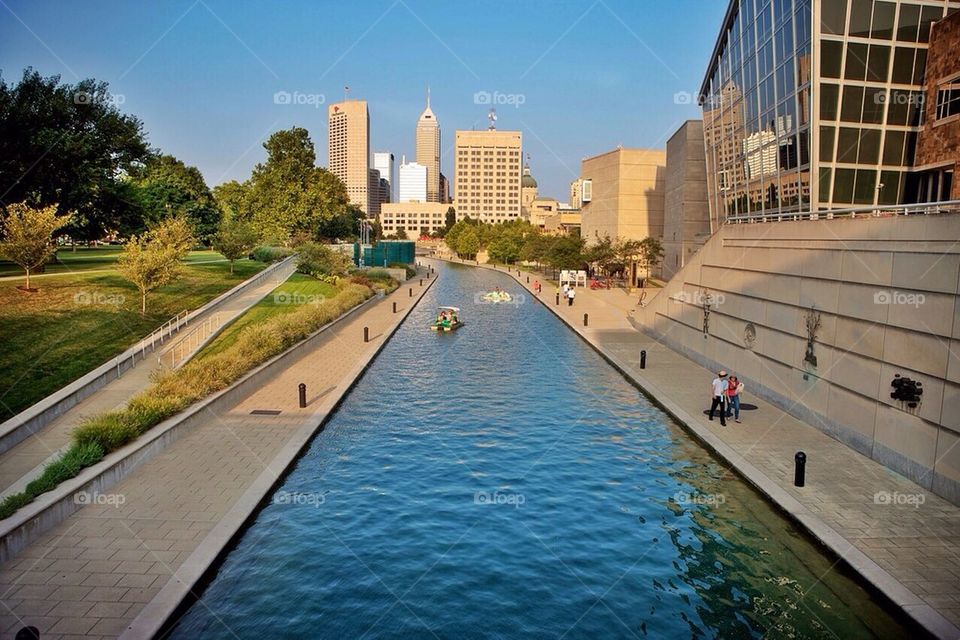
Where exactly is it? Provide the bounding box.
[452,258,960,637]
[0,276,430,639]
[0,260,296,497]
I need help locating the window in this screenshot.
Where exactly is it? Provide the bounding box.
[845,42,868,80]
[936,83,960,121]
[849,0,873,38]
[821,0,847,35]
[821,40,843,78]
[871,1,896,39]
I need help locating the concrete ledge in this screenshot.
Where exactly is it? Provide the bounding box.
[0,281,376,564]
[0,256,296,457]
[453,258,957,640]
[123,272,437,639]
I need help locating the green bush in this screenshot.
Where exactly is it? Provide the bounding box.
[251,245,295,263]
[296,242,354,277]
[0,442,104,520]
[388,262,417,279]
[74,411,141,452]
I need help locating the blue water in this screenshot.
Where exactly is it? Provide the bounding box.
[169,263,912,639]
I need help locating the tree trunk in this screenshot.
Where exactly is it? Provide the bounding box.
[25,268,30,290]
[230,260,234,275]
[141,293,146,315]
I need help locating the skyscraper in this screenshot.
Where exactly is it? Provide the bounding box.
[373,151,394,202]
[416,89,441,203]
[454,129,523,222]
[399,158,428,203]
[328,100,370,214]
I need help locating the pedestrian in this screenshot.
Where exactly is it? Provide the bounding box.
[726,375,743,423]
[567,286,575,306]
[562,282,569,299]
[533,279,541,295]
[708,370,728,426]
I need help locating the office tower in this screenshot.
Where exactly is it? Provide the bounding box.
[368,169,382,218]
[416,90,441,202]
[454,129,522,222]
[328,100,370,214]
[399,158,428,203]
[373,151,395,202]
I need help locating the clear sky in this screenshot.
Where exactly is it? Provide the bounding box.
[0,0,727,201]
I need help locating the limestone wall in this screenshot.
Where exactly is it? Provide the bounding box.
[636,214,960,504]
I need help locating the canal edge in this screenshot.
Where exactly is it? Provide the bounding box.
[443,257,955,640]
[123,272,439,640]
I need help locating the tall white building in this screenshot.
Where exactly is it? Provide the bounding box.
[399,158,427,203]
[373,151,394,202]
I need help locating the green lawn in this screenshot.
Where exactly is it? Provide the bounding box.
[0,247,234,278]
[198,273,339,358]
[0,257,266,419]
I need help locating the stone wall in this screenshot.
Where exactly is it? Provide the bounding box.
[636,214,960,505]
[663,120,710,280]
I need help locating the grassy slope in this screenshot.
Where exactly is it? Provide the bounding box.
[0,255,265,419]
[198,273,339,358]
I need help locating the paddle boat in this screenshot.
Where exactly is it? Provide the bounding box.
[481,289,512,303]
[431,306,464,332]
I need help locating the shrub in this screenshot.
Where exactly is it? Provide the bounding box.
[0,442,104,520]
[388,262,417,279]
[74,411,141,452]
[251,245,294,263]
[296,242,354,277]
[350,274,372,287]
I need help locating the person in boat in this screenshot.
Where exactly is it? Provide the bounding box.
[450,310,458,324]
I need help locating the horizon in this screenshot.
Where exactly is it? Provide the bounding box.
[0,0,726,200]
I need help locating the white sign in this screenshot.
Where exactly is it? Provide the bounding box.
[560,270,588,287]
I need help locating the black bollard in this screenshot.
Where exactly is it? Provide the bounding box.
[526,276,529,283]
[298,383,306,408]
[555,292,560,306]
[583,313,588,327]
[364,326,369,343]
[392,301,397,314]
[640,350,647,369]
[409,287,413,297]
[794,452,806,487]
[420,279,423,286]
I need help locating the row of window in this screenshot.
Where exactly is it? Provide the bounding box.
[821,39,928,85]
[820,0,943,43]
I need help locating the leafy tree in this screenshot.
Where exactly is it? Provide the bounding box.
[544,235,586,270]
[443,207,456,235]
[118,218,195,314]
[246,128,348,244]
[318,204,364,241]
[296,242,354,278]
[614,238,644,275]
[585,236,621,276]
[637,236,664,277]
[456,226,480,259]
[0,202,72,290]
[131,154,221,242]
[520,232,551,267]
[213,181,251,222]
[212,218,258,273]
[0,68,150,240]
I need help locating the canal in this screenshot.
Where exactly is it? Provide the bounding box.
[169,262,913,639]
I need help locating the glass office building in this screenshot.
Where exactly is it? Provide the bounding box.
[699,0,960,226]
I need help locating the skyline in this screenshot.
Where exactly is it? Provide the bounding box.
[0,0,726,200]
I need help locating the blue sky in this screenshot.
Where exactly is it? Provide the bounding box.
[0,0,727,201]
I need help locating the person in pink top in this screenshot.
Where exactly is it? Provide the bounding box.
[725,374,744,423]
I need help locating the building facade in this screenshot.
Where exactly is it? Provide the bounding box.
[416,94,441,203]
[663,120,711,280]
[373,151,395,202]
[367,169,382,218]
[454,129,523,222]
[521,162,539,217]
[398,160,427,203]
[579,148,667,245]
[328,100,370,214]
[570,178,584,209]
[699,0,959,229]
[914,8,960,200]
[380,201,449,236]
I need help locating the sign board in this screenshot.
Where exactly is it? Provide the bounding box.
[560,270,588,287]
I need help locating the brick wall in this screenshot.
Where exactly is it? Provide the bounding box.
[916,10,960,200]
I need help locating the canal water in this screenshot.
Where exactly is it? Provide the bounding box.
[170,262,913,639]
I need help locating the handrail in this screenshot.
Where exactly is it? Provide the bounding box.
[725,200,960,224]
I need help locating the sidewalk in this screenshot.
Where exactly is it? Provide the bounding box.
[457,258,960,637]
[0,276,432,639]
[0,260,297,497]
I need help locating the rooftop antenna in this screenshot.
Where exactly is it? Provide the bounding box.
[487,108,497,131]
[344,85,351,101]
[426,85,431,108]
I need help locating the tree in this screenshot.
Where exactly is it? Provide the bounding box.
[245,128,348,244]
[456,226,480,259]
[317,204,364,241]
[117,218,195,314]
[443,207,456,235]
[614,238,644,275]
[212,218,258,274]
[296,242,354,278]
[637,236,664,277]
[0,202,71,290]
[544,235,586,270]
[213,181,251,222]
[585,236,620,276]
[0,68,150,240]
[132,154,221,242]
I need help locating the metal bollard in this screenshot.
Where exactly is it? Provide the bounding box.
[526,276,529,283]
[794,451,806,487]
[409,287,413,297]
[364,326,369,343]
[583,313,588,327]
[392,302,397,314]
[298,383,306,408]
[640,350,647,369]
[555,292,560,305]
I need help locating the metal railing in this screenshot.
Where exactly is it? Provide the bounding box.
[135,310,190,359]
[725,200,960,224]
[161,313,223,369]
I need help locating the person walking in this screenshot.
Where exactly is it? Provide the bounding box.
[533,279,541,295]
[726,375,743,423]
[562,282,569,300]
[708,370,728,426]
[567,286,576,306]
